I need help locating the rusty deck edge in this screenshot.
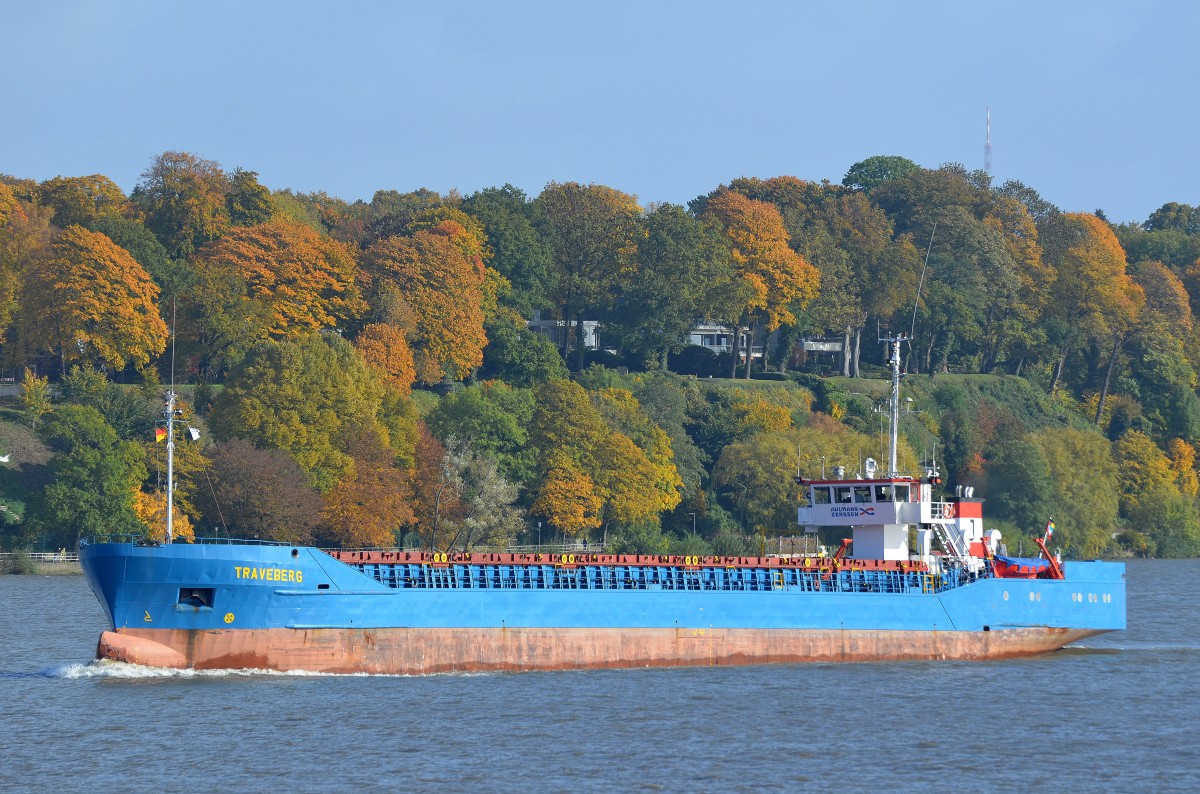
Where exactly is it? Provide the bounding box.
[97,626,1106,674]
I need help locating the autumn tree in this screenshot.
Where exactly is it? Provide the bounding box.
[321,427,414,548]
[1114,430,1200,557]
[529,379,681,534]
[535,182,642,369]
[728,177,917,376]
[1040,213,1144,416]
[18,225,168,375]
[0,194,55,343]
[131,151,230,258]
[532,452,603,536]
[702,190,820,378]
[361,224,486,383]
[133,489,195,543]
[354,322,416,396]
[712,432,806,533]
[186,217,363,378]
[196,438,324,544]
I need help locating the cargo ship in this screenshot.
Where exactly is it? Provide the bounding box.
[79,336,1125,673]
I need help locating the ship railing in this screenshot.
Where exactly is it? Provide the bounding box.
[342,559,986,596]
[80,534,288,547]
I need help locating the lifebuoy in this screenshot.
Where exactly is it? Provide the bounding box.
[803,558,812,567]
[942,504,953,519]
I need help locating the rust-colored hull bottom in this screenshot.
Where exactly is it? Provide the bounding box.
[96,625,1104,674]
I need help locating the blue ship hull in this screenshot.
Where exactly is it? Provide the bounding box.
[79,541,1126,673]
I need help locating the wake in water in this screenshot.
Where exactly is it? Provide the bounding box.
[43,660,498,679]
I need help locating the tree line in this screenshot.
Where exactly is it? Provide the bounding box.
[1,151,1198,557]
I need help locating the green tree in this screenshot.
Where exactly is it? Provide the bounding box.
[226,168,275,226]
[37,174,127,229]
[479,312,569,387]
[25,405,147,548]
[462,185,554,315]
[426,381,538,487]
[131,151,230,258]
[210,334,389,493]
[1028,427,1119,556]
[985,433,1056,533]
[842,155,920,192]
[535,181,642,369]
[59,365,158,440]
[616,204,736,369]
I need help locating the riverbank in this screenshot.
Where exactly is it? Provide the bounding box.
[0,553,82,575]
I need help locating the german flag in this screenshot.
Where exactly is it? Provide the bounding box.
[155,427,167,443]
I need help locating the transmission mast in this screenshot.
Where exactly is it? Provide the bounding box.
[985,107,992,174]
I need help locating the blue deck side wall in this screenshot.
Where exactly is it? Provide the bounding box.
[80,543,1126,635]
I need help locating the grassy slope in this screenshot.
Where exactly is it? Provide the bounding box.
[0,407,54,520]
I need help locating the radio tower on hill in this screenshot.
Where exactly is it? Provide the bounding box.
[985,107,992,174]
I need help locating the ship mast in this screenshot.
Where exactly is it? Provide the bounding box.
[165,390,176,543]
[165,297,177,544]
[884,332,906,476]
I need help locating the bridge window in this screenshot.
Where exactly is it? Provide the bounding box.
[853,486,872,503]
[875,485,892,501]
[893,485,910,502]
[812,487,831,504]
[833,486,852,504]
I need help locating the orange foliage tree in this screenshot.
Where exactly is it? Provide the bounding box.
[133,489,196,543]
[702,190,820,377]
[18,225,168,373]
[361,223,487,383]
[1041,212,1144,417]
[188,217,363,376]
[354,322,416,396]
[532,453,603,535]
[530,379,682,534]
[0,190,55,340]
[321,427,414,548]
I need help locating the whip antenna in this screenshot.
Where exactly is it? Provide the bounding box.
[909,222,936,341]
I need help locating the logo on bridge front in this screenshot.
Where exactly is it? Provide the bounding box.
[830,506,877,518]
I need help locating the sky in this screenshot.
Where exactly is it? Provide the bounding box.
[3,0,1198,224]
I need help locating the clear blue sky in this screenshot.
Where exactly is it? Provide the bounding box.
[4,1,1198,224]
